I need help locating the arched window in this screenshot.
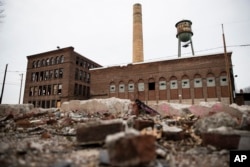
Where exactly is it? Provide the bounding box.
[42,59,46,66]
[138,79,144,92]
[60,55,64,63]
[194,74,202,88]
[128,80,135,92]
[181,75,190,88]
[37,60,41,67]
[159,77,166,90]
[220,72,228,86]
[170,76,178,89]
[50,57,54,65]
[46,58,50,66]
[32,61,36,68]
[148,78,155,90]
[56,56,60,64]
[119,81,125,93]
[207,73,215,87]
[110,82,116,93]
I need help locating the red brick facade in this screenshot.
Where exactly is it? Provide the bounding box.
[23,47,101,108]
[90,52,233,104]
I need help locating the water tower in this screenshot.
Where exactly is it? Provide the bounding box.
[175,20,194,57]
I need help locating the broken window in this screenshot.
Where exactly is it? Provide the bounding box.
[138,83,144,91]
[110,85,116,93]
[42,59,46,66]
[119,84,125,92]
[38,86,43,96]
[53,84,58,95]
[46,58,50,66]
[207,77,215,87]
[56,56,60,64]
[58,84,62,94]
[47,85,51,95]
[194,78,202,88]
[79,70,83,80]
[220,76,228,86]
[54,69,59,78]
[60,55,64,63]
[182,79,190,88]
[159,81,166,90]
[49,70,53,79]
[32,61,36,68]
[170,80,178,89]
[45,71,49,80]
[86,73,90,83]
[59,68,63,78]
[34,86,38,96]
[39,71,44,81]
[37,60,41,67]
[42,85,47,95]
[50,57,54,65]
[128,83,134,92]
[31,73,36,82]
[29,87,34,96]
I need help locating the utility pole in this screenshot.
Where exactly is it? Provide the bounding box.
[222,24,233,104]
[18,73,23,104]
[0,64,8,104]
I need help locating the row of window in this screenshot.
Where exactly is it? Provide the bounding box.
[75,68,90,83]
[31,69,64,82]
[74,83,90,97]
[32,55,64,68]
[28,100,60,108]
[75,56,99,69]
[110,76,228,93]
[29,84,62,96]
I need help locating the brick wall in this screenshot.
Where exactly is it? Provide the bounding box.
[90,52,233,104]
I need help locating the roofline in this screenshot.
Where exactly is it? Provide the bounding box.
[27,46,74,58]
[90,51,232,71]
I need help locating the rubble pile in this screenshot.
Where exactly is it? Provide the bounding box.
[0,98,250,167]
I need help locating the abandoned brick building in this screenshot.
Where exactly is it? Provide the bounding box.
[23,47,101,108]
[90,52,234,105]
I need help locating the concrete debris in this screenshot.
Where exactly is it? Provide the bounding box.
[0,99,249,167]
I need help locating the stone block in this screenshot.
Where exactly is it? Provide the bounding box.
[76,119,124,145]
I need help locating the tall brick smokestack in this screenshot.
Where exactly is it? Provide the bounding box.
[133,3,144,63]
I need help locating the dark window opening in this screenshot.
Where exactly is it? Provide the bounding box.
[148,82,155,90]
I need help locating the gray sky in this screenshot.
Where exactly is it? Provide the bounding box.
[0,0,250,104]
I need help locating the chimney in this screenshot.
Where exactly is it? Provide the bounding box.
[133,3,144,63]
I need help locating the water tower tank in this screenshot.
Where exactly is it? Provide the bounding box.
[175,20,193,42]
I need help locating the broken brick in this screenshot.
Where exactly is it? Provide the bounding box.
[76,119,124,145]
[133,119,154,131]
[107,134,156,166]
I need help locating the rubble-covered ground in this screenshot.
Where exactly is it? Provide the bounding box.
[0,98,250,167]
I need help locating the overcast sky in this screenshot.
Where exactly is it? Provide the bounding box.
[0,0,250,104]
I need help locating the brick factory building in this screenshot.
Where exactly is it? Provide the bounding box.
[23,47,101,108]
[90,52,235,105]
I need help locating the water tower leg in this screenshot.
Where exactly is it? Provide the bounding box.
[178,37,181,57]
[190,38,195,56]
